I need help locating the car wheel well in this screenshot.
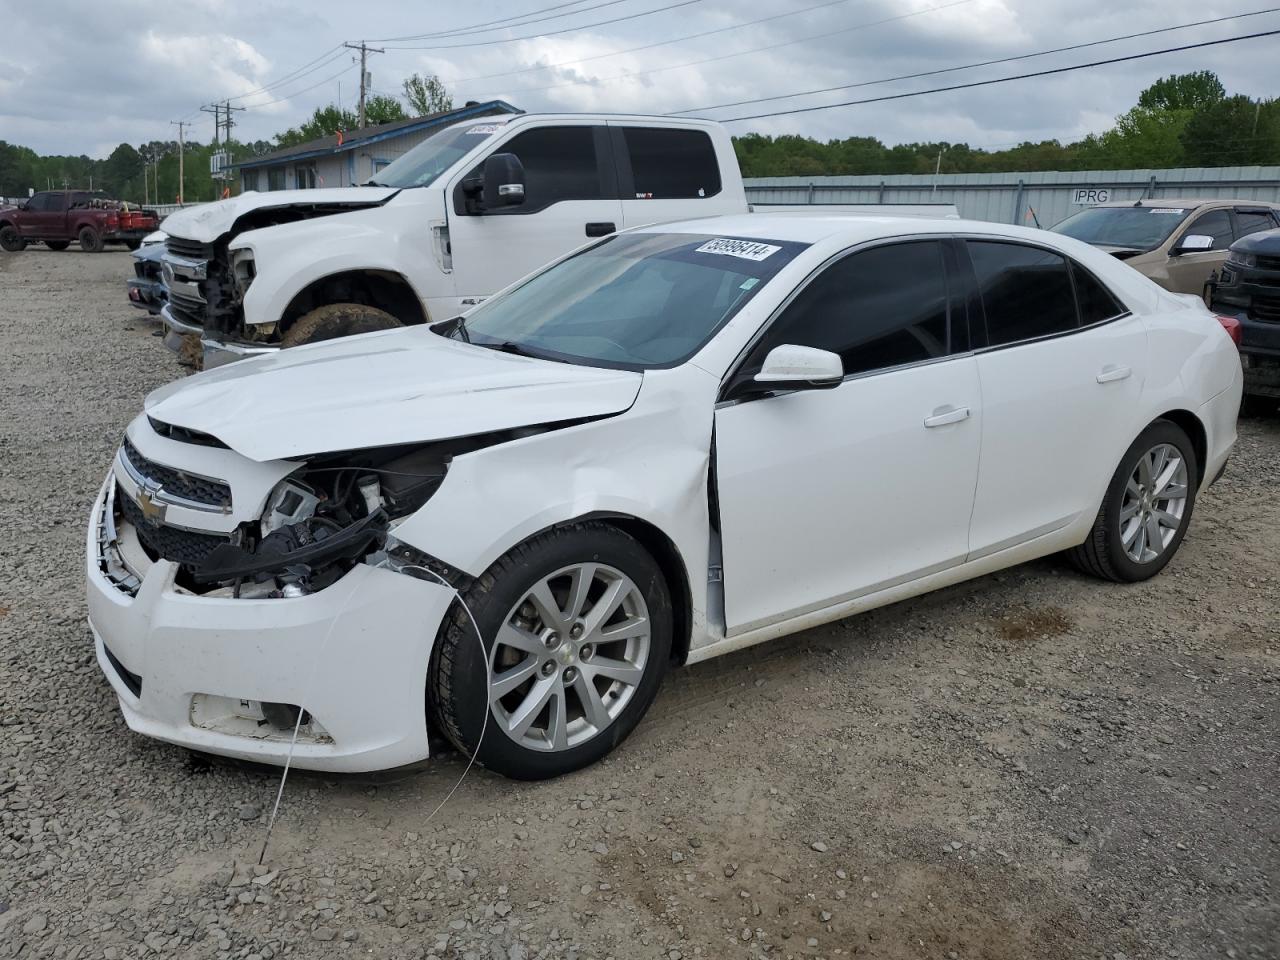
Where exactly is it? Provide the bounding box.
[1152,409,1206,486]
[569,514,693,666]
[280,270,427,334]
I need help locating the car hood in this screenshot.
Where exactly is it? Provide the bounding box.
[159,186,400,243]
[1230,227,1280,255]
[144,327,643,462]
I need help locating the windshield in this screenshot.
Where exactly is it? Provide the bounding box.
[366,121,507,188]
[448,233,809,369]
[1051,205,1193,251]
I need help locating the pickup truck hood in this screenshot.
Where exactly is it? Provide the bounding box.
[144,327,643,462]
[159,186,400,243]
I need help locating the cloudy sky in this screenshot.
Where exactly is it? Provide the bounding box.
[1,0,1276,158]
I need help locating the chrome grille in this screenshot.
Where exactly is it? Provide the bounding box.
[120,436,232,510]
[165,236,214,261]
[118,492,230,567]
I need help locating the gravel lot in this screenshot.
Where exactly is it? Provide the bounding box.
[0,248,1277,960]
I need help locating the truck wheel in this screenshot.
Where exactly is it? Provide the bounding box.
[0,226,24,252]
[124,240,142,251]
[78,226,105,253]
[45,240,70,251]
[280,303,402,348]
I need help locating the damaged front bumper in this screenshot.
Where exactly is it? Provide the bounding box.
[86,480,454,772]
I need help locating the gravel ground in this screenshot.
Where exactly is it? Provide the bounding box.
[0,248,1277,960]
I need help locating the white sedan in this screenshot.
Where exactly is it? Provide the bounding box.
[87,214,1242,779]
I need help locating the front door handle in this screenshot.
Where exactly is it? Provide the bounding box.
[1096,364,1132,384]
[585,222,616,237]
[923,405,971,428]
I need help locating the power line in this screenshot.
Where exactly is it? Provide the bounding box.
[380,0,706,50]
[370,0,633,42]
[707,28,1280,122]
[343,41,386,127]
[463,0,976,97]
[238,63,360,112]
[442,0,868,87]
[670,6,1280,114]
[229,44,348,101]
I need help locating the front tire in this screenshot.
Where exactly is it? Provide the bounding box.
[279,303,401,348]
[429,522,673,780]
[1068,419,1198,582]
[0,226,24,252]
[123,239,142,251]
[78,226,104,253]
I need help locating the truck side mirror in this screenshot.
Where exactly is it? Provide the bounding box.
[1173,233,1214,255]
[482,153,525,209]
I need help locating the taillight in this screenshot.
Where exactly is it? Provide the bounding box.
[1216,315,1242,347]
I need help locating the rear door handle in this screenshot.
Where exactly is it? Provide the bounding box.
[923,405,971,428]
[585,222,616,237]
[1096,364,1132,384]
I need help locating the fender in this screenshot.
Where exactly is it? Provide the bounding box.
[232,193,449,330]
[392,364,722,652]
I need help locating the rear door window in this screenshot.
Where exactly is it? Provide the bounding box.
[1235,209,1278,239]
[966,241,1077,346]
[1071,262,1126,326]
[619,127,721,200]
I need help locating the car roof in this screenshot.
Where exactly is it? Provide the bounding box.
[1091,198,1279,210]
[629,212,1055,246]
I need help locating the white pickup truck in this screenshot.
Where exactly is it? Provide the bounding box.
[159,112,957,367]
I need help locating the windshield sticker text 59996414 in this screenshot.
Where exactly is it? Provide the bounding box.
[695,238,782,261]
[465,124,502,135]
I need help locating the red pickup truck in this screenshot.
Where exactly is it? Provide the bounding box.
[0,190,159,253]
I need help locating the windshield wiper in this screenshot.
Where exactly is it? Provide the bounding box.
[479,340,538,358]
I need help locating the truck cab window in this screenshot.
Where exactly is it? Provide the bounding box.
[621,128,721,200]
[478,126,606,213]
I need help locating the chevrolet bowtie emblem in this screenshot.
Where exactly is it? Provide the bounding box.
[136,480,167,523]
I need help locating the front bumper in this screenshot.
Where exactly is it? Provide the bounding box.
[86,481,454,772]
[127,278,165,314]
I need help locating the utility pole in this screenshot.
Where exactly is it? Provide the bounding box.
[343,41,385,128]
[170,120,189,204]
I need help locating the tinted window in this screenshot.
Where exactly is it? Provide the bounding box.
[491,126,604,209]
[1185,210,1233,250]
[622,127,721,200]
[749,241,952,378]
[1235,210,1277,238]
[968,241,1076,346]
[1071,262,1125,326]
[25,194,50,211]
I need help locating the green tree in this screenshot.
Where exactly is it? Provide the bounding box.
[402,73,453,116]
[1138,71,1225,113]
[101,142,144,199]
[1098,105,1189,168]
[1181,95,1280,166]
[274,96,408,148]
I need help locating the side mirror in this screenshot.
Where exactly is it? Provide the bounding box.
[483,153,525,209]
[754,344,844,390]
[1173,233,1214,255]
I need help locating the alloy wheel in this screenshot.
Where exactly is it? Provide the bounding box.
[488,563,651,752]
[1119,442,1189,563]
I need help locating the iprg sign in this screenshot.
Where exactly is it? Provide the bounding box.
[1072,187,1111,205]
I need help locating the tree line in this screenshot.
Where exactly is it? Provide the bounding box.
[1,71,1274,204]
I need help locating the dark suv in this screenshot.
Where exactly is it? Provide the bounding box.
[1208,227,1280,402]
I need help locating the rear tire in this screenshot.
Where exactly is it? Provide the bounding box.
[45,240,70,251]
[124,239,142,251]
[279,303,401,348]
[429,522,673,780]
[0,226,24,252]
[78,226,104,253]
[1068,419,1198,583]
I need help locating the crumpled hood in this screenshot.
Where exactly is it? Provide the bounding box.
[159,186,399,243]
[144,327,643,462]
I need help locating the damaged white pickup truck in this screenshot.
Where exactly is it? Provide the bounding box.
[158,110,958,368]
[89,214,1240,779]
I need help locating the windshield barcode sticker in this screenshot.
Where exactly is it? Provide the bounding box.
[1149,208,1185,214]
[465,124,501,135]
[695,238,782,261]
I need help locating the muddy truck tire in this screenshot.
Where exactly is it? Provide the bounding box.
[78,226,105,253]
[0,225,25,252]
[280,303,402,348]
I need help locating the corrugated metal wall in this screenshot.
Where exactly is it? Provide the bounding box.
[744,166,1280,227]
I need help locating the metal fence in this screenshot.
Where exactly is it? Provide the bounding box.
[744,166,1280,228]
